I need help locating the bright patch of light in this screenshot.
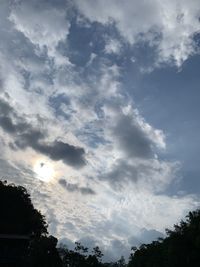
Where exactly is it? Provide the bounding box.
[34,159,55,182]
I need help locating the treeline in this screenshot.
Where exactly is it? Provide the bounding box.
[0,180,200,267]
[128,209,200,267]
[58,242,126,267]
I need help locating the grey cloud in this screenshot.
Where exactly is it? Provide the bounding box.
[59,237,75,250]
[128,228,164,247]
[59,178,96,195]
[8,142,18,151]
[77,236,97,249]
[102,159,138,184]
[0,109,35,136]
[76,236,126,262]
[113,114,153,159]
[33,141,86,168]
[15,128,86,168]
[80,187,95,195]
[139,228,164,243]
[105,239,130,262]
[0,116,16,133]
[78,235,130,262]
[100,159,140,189]
[64,222,76,231]
[0,98,86,168]
[0,97,14,115]
[100,157,173,192]
[14,130,45,149]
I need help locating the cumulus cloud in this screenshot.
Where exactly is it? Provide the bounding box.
[113,114,155,159]
[9,0,71,65]
[75,0,200,66]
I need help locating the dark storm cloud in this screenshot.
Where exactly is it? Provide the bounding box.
[59,178,96,195]
[114,114,153,159]
[0,97,86,168]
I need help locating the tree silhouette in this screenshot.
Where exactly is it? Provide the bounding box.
[0,180,61,266]
[28,235,62,267]
[0,180,47,236]
[128,209,200,267]
[58,242,106,267]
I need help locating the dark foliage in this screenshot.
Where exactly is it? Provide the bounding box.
[128,210,200,267]
[58,242,104,267]
[28,235,62,267]
[0,180,61,267]
[0,180,47,236]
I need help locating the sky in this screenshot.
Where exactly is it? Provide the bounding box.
[0,0,200,261]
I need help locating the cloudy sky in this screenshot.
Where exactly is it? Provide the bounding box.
[1,0,200,261]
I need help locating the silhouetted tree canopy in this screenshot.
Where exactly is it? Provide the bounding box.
[128,209,200,267]
[58,242,105,267]
[0,180,61,267]
[28,235,62,267]
[0,180,47,236]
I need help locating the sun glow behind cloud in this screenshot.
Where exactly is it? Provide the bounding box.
[34,159,55,183]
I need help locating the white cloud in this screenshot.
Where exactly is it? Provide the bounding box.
[75,0,200,66]
[104,38,122,54]
[9,0,71,66]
